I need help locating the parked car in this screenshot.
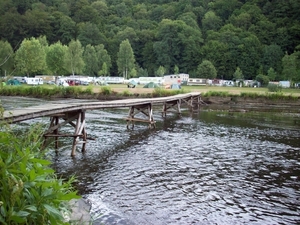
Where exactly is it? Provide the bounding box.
[80,80,89,85]
[46,81,56,85]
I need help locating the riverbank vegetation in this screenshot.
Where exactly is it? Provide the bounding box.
[0,1,299,84]
[0,84,299,101]
[0,120,80,224]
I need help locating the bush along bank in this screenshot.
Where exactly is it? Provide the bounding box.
[0,122,81,224]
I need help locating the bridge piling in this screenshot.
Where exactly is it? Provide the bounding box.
[162,99,181,117]
[125,103,156,129]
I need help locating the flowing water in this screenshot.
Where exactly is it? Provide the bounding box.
[1,96,300,225]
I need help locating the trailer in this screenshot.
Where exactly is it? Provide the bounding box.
[187,78,207,86]
[24,77,43,85]
[95,76,124,84]
[138,77,164,85]
[164,74,189,85]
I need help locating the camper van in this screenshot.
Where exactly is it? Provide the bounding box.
[187,78,207,86]
[164,74,189,85]
[24,77,43,85]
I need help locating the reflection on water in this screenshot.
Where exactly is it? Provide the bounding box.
[1,97,300,225]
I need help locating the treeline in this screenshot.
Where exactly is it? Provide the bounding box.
[0,0,300,82]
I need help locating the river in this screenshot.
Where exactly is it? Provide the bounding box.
[1,96,300,225]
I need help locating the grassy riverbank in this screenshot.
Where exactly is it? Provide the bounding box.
[106,84,300,97]
[0,84,299,101]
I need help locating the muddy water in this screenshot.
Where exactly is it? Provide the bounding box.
[1,97,300,225]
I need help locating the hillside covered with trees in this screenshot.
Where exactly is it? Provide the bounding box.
[0,0,299,83]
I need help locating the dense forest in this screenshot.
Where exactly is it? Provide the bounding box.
[0,0,299,82]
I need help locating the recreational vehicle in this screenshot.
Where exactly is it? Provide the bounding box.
[164,74,189,85]
[138,77,164,85]
[95,76,124,84]
[187,78,207,86]
[24,77,43,85]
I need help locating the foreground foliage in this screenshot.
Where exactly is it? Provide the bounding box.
[0,122,80,224]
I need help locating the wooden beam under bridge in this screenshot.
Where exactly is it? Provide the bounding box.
[125,94,202,128]
[125,103,156,129]
[43,110,92,156]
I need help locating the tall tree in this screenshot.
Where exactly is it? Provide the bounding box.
[261,44,284,75]
[200,40,229,79]
[117,39,135,79]
[57,15,77,45]
[95,44,112,76]
[83,44,98,76]
[0,10,24,48]
[98,62,108,76]
[156,66,165,77]
[65,39,85,76]
[196,60,217,79]
[13,0,39,14]
[233,67,243,81]
[202,11,222,32]
[213,0,241,21]
[46,41,67,75]
[24,9,52,38]
[238,34,262,79]
[78,22,106,47]
[153,19,203,74]
[174,65,179,74]
[15,37,47,76]
[281,52,298,82]
[267,67,277,81]
[0,40,14,76]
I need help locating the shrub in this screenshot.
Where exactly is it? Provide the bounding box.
[121,90,132,97]
[203,91,230,97]
[65,86,82,96]
[255,74,270,86]
[265,92,284,100]
[267,83,282,92]
[152,87,186,97]
[100,86,112,95]
[152,87,168,97]
[0,124,80,224]
[83,85,93,95]
[240,92,261,98]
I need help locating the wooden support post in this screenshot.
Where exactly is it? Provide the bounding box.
[125,103,155,129]
[71,110,86,156]
[177,99,181,114]
[162,103,167,117]
[54,116,59,151]
[161,100,181,117]
[127,106,135,129]
[81,111,87,153]
[71,112,81,156]
[196,95,201,110]
[148,104,155,129]
[43,110,88,157]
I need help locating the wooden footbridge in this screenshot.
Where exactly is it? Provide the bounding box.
[2,92,201,156]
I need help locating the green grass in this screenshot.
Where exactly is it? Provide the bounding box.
[1,84,299,100]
